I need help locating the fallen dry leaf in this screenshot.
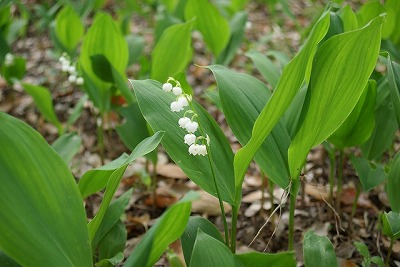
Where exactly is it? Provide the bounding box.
[156,163,187,179]
[304,183,329,200]
[192,190,231,216]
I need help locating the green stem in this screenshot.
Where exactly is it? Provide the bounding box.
[230,205,238,253]
[385,238,393,267]
[268,177,275,226]
[328,150,336,205]
[288,179,300,251]
[97,114,105,165]
[335,149,344,213]
[349,182,361,233]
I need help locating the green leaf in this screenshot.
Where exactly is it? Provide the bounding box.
[353,241,370,259]
[66,93,88,131]
[78,131,164,198]
[79,12,128,113]
[235,251,296,267]
[22,83,63,134]
[350,155,386,192]
[92,189,131,251]
[0,112,92,266]
[361,78,398,160]
[151,20,193,82]
[116,103,150,151]
[208,65,290,190]
[124,191,199,267]
[233,8,330,189]
[132,79,236,205]
[185,0,230,57]
[52,132,82,165]
[387,55,400,127]
[246,50,281,88]
[328,80,377,148]
[0,251,20,267]
[96,252,124,267]
[303,230,338,267]
[2,56,26,84]
[55,5,84,55]
[381,211,400,240]
[87,132,164,242]
[288,15,384,178]
[97,221,127,265]
[338,5,358,32]
[216,11,247,66]
[126,34,145,66]
[189,230,242,267]
[181,216,224,266]
[388,152,400,212]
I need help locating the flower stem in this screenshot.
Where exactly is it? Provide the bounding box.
[385,238,393,267]
[97,114,105,165]
[231,205,238,253]
[288,179,300,251]
[335,149,345,213]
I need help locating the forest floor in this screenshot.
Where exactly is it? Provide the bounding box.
[1,0,399,266]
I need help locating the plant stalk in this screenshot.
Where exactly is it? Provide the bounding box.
[385,238,393,267]
[231,205,238,253]
[328,149,336,205]
[335,149,345,213]
[288,179,300,251]
[97,114,105,165]
[349,182,361,234]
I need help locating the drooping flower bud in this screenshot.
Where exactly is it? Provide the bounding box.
[172,86,183,96]
[185,121,198,133]
[76,77,84,85]
[171,101,184,112]
[179,117,191,128]
[184,134,196,145]
[162,82,173,92]
[188,144,199,155]
[177,96,189,107]
[197,145,207,156]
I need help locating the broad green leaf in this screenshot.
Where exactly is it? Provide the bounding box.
[328,80,377,148]
[55,5,84,55]
[381,211,400,239]
[97,221,126,265]
[353,241,370,259]
[66,93,88,131]
[181,216,224,266]
[87,132,164,242]
[0,113,92,266]
[387,55,400,127]
[189,230,243,267]
[338,5,358,31]
[320,12,344,44]
[357,0,395,39]
[132,79,236,205]
[288,15,384,178]
[303,230,338,267]
[78,131,164,199]
[79,13,128,113]
[0,251,20,267]
[185,0,230,57]
[350,155,387,192]
[126,34,144,66]
[92,189,132,251]
[208,65,290,189]
[386,0,400,45]
[22,83,63,134]
[388,152,400,212]
[246,50,281,88]
[116,103,150,151]
[96,252,124,267]
[361,78,398,160]
[216,11,247,66]
[151,20,193,82]
[233,8,330,190]
[3,56,26,84]
[235,251,296,267]
[282,85,308,138]
[124,191,199,267]
[52,132,82,165]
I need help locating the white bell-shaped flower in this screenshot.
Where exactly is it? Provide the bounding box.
[171,101,184,112]
[172,86,183,96]
[177,96,189,107]
[197,145,207,156]
[188,144,199,155]
[76,77,84,85]
[162,82,173,92]
[179,117,191,128]
[68,75,77,83]
[185,121,198,133]
[184,134,196,145]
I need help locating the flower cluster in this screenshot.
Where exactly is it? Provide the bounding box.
[59,53,84,85]
[4,53,14,66]
[163,77,209,156]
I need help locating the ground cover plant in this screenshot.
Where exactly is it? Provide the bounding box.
[1,0,400,266]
